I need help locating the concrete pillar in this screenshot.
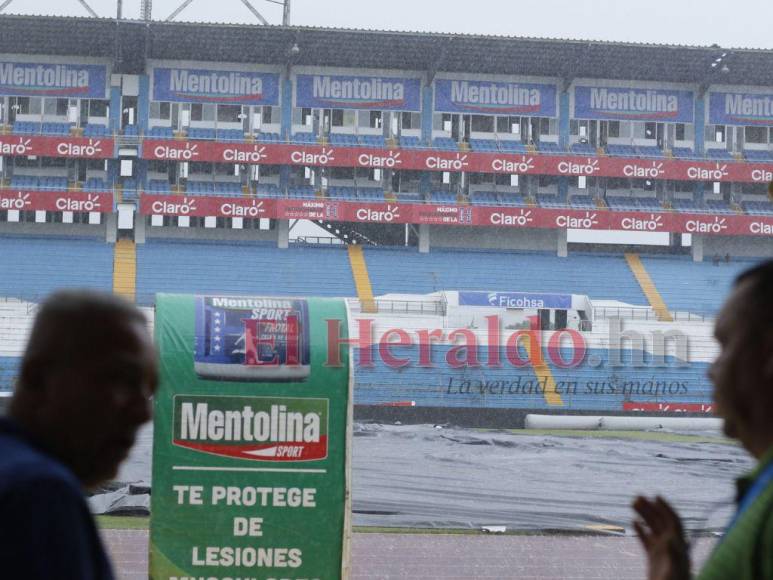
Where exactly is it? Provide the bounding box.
[135,212,146,244]
[137,75,150,134]
[557,228,568,258]
[277,219,290,249]
[694,95,705,156]
[421,84,433,144]
[418,224,430,254]
[692,234,704,262]
[281,76,293,141]
[105,212,118,243]
[109,85,122,133]
[558,90,570,149]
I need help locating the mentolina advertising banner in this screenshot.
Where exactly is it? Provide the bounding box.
[573,85,694,123]
[152,67,281,105]
[295,73,422,111]
[0,60,107,98]
[150,294,352,579]
[434,78,557,116]
[709,90,773,126]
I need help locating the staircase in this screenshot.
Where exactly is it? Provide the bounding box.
[113,239,137,301]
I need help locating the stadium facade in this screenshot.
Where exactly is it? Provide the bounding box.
[0,14,770,422]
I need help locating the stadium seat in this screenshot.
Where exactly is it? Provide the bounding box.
[83,124,109,137]
[146,126,174,139]
[287,185,315,199]
[469,139,499,152]
[536,141,562,154]
[569,195,596,209]
[606,144,638,157]
[742,200,773,215]
[255,183,283,198]
[359,134,386,148]
[469,191,499,206]
[42,122,73,136]
[358,188,385,202]
[636,146,664,158]
[499,192,527,206]
[394,191,424,202]
[671,198,701,213]
[536,194,565,208]
[704,199,734,214]
[432,137,458,151]
[136,241,355,305]
[327,186,358,200]
[291,132,318,144]
[187,127,216,140]
[84,177,108,192]
[256,132,282,143]
[329,133,359,147]
[0,236,113,302]
[429,190,457,204]
[743,149,773,162]
[706,148,733,161]
[570,142,596,156]
[498,140,528,153]
[146,179,171,194]
[13,121,40,135]
[670,147,696,159]
[605,196,662,211]
[217,129,245,142]
[399,135,423,149]
[123,125,140,137]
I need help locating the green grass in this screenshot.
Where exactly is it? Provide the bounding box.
[97,515,150,530]
[496,428,737,445]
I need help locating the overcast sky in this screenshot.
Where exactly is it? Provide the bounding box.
[4,0,772,50]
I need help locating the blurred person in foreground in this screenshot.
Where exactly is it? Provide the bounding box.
[0,290,158,579]
[633,259,773,580]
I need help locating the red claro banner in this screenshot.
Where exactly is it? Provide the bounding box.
[0,135,114,159]
[141,139,773,184]
[0,190,113,212]
[139,193,773,237]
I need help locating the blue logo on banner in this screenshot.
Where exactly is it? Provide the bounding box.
[435,79,557,116]
[295,74,421,111]
[0,61,107,98]
[153,68,280,105]
[459,292,572,309]
[709,92,773,126]
[574,86,694,123]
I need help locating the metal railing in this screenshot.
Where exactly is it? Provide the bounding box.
[593,307,708,323]
[349,298,446,316]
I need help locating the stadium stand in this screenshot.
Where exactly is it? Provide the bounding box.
[641,255,757,315]
[364,248,647,304]
[135,241,355,304]
[0,236,113,301]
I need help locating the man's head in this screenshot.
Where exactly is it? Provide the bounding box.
[10,290,158,488]
[709,260,773,457]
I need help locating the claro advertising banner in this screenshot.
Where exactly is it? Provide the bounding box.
[141,139,773,184]
[573,85,694,123]
[708,91,773,126]
[434,79,557,116]
[0,60,107,98]
[138,194,773,237]
[150,294,352,580]
[152,67,280,106]
[295,74,422,111]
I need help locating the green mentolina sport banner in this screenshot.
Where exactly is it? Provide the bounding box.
[150,294,352,580]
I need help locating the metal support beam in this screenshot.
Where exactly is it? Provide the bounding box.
[75,0,99,18]
[0,0,15,13]
[166,0,195,21]
[283,0,291,25]
[141,0,152,20]
[116,0,122,19]
[239,0,269,25]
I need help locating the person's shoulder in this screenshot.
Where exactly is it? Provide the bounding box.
[0,426,80,499]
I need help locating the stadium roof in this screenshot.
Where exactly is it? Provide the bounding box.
[2,14,773,86]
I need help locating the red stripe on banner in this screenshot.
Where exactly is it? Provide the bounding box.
[174,435,328,462]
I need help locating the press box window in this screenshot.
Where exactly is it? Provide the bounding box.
[745,126,767,144]
[217,105,241,123]
[608,121,621,138]
[471,115,495,133]
[150,102,172,120]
